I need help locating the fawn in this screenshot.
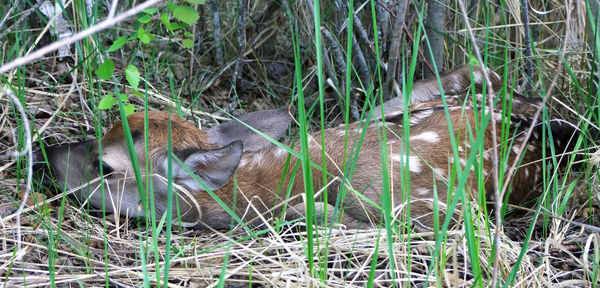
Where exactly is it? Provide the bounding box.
[36,66,578,229]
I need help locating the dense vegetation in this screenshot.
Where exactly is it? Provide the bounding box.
[0,0,599,286]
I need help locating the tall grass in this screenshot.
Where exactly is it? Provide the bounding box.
[0,0,598,287]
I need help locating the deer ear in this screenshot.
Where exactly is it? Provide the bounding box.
[207,108,291,153]
[173,141,243,191]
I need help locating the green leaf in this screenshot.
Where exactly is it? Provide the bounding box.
[143,8,157,14]
[131,90,144,97]
[118,93,128,102]
[170,22,183,31]
[469,55,479,66]
[96,59,114,80]
[107,36,127,52]
[160,13,173,32]
[182,39,194,48]
[173,6,199,25]
[558,180,578,216]
[124,104,136,116]
[138,15,151,23]
[166,2,176,12]
[98,94,116,109]
[137,27,151,44]
[184,31,193,37]
[186,0,206,4]
[125,65,140,91]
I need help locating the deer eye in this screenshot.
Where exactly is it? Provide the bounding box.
[94,159,114,175]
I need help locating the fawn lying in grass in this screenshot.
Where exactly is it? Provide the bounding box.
[36,66,578,229]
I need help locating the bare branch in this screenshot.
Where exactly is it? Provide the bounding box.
[424,0,447,78]
[521,0,534,96]
[382,0,408,102]
[0,0,45,41]
[232,0,247,91]
[212,0,224,66]
[0,0,163,76]
[0,86,33,258]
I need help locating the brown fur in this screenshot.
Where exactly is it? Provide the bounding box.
[38,68,578,230]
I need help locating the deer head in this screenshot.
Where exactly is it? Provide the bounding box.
[35,67,580,230]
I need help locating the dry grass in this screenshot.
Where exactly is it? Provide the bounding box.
[1,78,599,287]
[1,0,600,287]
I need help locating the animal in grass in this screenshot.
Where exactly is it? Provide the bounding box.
[36,66,579,229]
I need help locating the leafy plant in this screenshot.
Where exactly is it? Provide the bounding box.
[96,2,202,115]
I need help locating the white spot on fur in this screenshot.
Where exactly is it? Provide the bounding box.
[484,108,504,121]
[512,146,520,155]
[459,158,475,171]
[415,188,430,196]
[534,165,542,183]
[483,150,491,160]
[527,145,535,152]
[433,167,446,178]
[239,157,250,167]
[273,147,287,158]
[251,153,264,167]
[524,168,529,178]
[410,131,439,143]
[409,156,422,173]
[391,154,422,173]
[336,129,346,137]
[473,72,483,84]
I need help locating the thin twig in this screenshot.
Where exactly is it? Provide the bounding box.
[352,38,372,91]
[321,26,347,96]
[108,0,119,19]
[212,0,224,66]
[352,12,372,54]
[0,0,164,76]
[402,25,435,75]
[0,0,45,41]
[382,0,408,102]
[497,0,572,277]
[0,86,33,257]
[521,0,534,96]
[321,27,346,74]
[0,5,14,32]
[424,0,447,78]
[232,0,247,91]
[304,0,338,92]
[456,1,500,286]
[375,1,391,54]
